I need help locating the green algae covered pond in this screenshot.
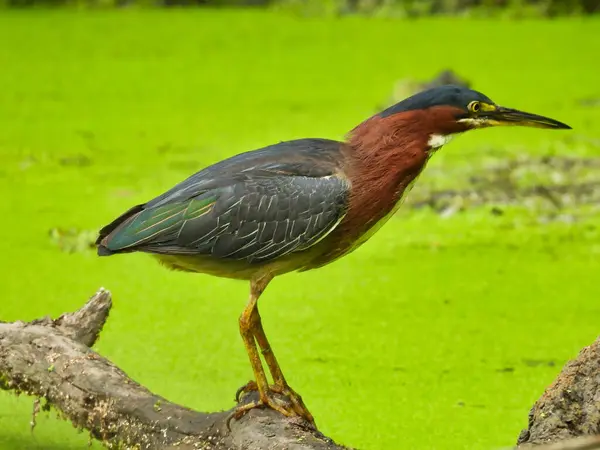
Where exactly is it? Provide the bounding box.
[0,10,599,450]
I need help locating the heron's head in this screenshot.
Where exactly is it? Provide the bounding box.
[378,85,571,150]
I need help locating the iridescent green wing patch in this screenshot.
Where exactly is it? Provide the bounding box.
[183,196,216,220]
[106,195,216,250]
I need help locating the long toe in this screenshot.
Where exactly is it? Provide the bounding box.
[271,384,315,426]
[227,395,293,430]
[227,401,260,430]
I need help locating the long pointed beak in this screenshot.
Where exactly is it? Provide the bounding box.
[482,106,571,129]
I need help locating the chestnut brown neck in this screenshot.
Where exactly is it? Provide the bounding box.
[306,106,466,267]
[337,107,464,241]
[344,105,465,188]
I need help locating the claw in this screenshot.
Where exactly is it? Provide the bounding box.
[235,380,258,402]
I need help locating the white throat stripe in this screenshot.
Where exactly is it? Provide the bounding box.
[428,134,453,149]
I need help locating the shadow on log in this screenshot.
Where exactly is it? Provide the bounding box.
[1,288,600,449]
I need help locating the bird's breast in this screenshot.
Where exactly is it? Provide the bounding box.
[342,193,406,252]
[304,182,411,270]
[304,147,429,270]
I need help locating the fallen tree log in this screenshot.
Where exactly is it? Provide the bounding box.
[0,288,349,450]
[1,288,599,449]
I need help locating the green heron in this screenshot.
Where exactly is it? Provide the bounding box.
[96,85,570,427]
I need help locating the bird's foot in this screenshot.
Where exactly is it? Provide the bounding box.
[229,381,315,430]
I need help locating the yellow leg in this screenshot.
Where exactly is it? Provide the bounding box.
[229,275,315,428]
[251,303,314,425]
[250,304,286,385]
[237,281,270,405]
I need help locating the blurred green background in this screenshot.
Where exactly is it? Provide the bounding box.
[1,2,600,450]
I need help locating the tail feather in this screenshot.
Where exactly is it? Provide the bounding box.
[96,204,145,256]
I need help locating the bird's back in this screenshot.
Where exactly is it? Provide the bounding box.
[96,138,352,278]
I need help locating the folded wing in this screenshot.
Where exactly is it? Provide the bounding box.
[97,139,350,264]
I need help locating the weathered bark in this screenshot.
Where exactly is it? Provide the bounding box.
[0,288,351,450]
[517,336,600,448]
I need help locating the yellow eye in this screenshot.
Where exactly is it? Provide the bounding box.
[468,101,481,113]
